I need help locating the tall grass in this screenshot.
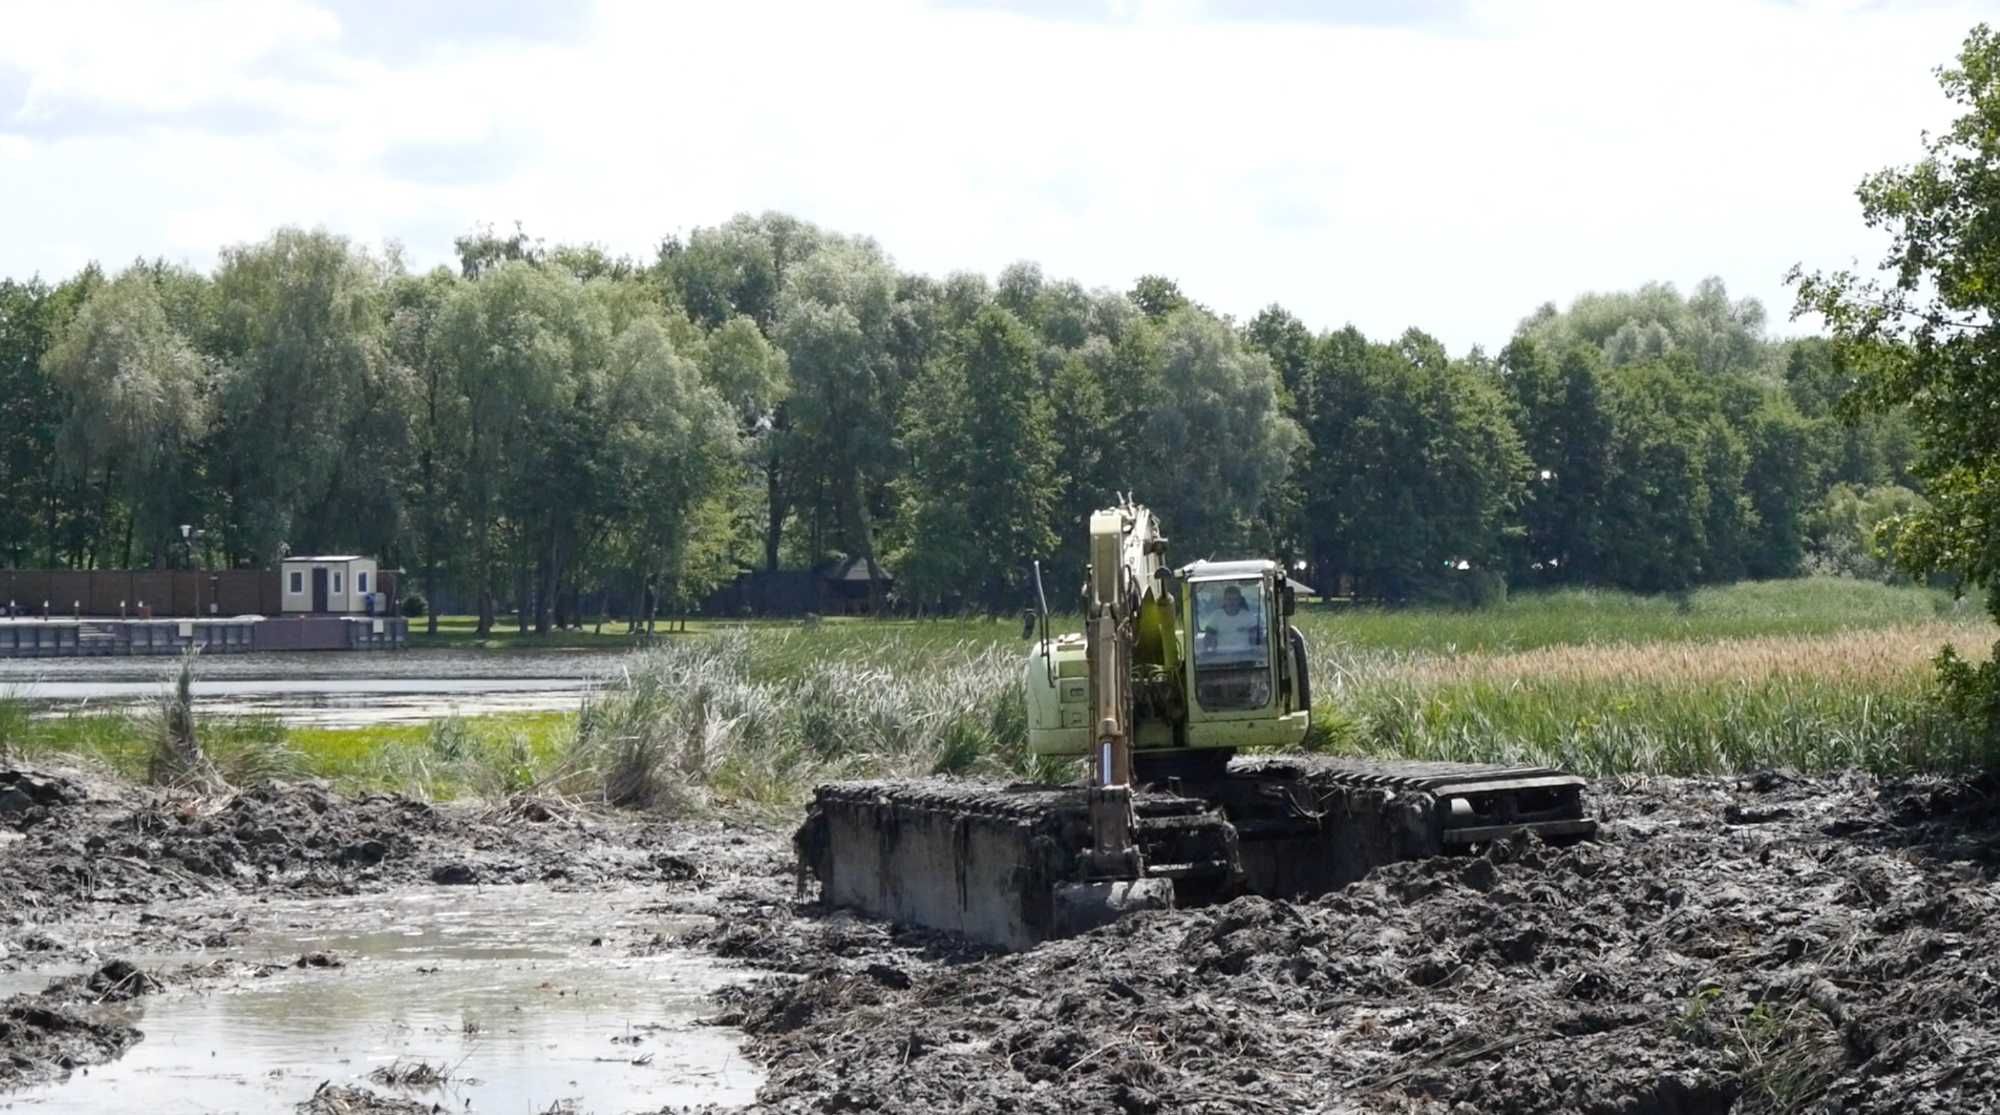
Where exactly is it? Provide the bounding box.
[1312,621,1998,776]
[0,689,30,761]
[1340,676,1978,776]
[561,629,1061,818]
[564,601,1999,812]
[146,647,225,792]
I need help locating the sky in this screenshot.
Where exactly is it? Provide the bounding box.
[0,0,1990,353]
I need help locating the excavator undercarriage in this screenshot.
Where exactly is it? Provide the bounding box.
[796,753,1594,950]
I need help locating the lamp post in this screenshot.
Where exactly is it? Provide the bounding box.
[179,524,206,618]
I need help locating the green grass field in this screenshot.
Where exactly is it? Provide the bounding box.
[4,577,1991,804]
[0,708,577,800]
[1298,577,1968,654]
[414,577,1967,664]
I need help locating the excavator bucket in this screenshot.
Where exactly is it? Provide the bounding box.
[795,756,1595,950]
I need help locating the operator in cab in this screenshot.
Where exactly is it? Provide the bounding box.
[1201,583,1263,654]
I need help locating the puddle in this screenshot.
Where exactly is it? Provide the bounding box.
[4,887,764,1113]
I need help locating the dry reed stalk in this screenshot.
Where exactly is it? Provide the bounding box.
[1387,620,1996,690]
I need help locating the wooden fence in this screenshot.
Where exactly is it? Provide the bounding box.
[0,570,281,617]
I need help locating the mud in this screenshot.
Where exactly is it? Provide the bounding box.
[5,760,1998,1113]
[296,1084,437,1114]
[0,760,787,1110]
[1,763,784,971]
[0,955,294,1090]
[709,771,2000,1114]
[0,962,145,1089]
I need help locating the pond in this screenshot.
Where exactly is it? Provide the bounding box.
[0,649,635,727]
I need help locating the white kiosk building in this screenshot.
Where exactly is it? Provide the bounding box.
[279,556,384,615]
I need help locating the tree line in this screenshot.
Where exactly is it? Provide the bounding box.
[0,213,1922,632]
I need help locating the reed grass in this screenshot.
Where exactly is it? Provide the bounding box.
[561,629,1063,819]
[146,647,225,792]
[1315,621,1998,776]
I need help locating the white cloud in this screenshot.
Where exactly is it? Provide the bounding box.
[0,0,1984,350]
[1,0,342,117]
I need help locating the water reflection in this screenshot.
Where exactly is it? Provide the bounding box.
[10,887,760,1113]
[0,649,629,727]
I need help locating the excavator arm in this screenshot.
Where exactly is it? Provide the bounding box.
[1079,503,1169,871]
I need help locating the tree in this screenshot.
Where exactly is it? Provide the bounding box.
[1742,393,1818,578]
[1301,332,1525,599]
[1780,337,1917,491]
[1594,363,1710,593]
[775,239,902,600]
[1790,23,2000,612]
[994,261,1043,324]
[385,267,461,632]
[1245,305,1314,406]
[208,228,399,564]
[0,278,67,566]
[1046,347,1113,585]
[601,314,739,630]
[1129,275,1188,320]
[1241,307,1314,567]
[1500,338,1612,583]
[1128,309,1302,563]
[1807,483,1928,581]
[1520,278,1767,376]
[43,270,212,566]
[1789,25,2000,731]
[895,306,1059,612]
[660,213,829,572]
[454,221,543,279]
[699,315,788,421]
[1697,414,1755,583]
[660,212,824,332]
[438,262,583,633]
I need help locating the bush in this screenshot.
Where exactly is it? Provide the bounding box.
[1805,484,1927,583]
[1931,642,2000,764]
[400,593,428,618]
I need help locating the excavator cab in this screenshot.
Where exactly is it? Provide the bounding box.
[1024,555,1309,766]
[1177,560,1310,754]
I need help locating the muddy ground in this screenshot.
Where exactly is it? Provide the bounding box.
[3,763,1997,1113]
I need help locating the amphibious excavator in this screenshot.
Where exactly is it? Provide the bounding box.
[795,500,1596,949]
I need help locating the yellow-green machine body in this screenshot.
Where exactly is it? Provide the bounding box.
[1025,558,1311,764]
[795,500,1597,950]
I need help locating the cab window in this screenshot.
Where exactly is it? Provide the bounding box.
[1190,578,1270,710]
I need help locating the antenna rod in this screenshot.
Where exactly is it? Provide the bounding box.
[1033,560,1054,686]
